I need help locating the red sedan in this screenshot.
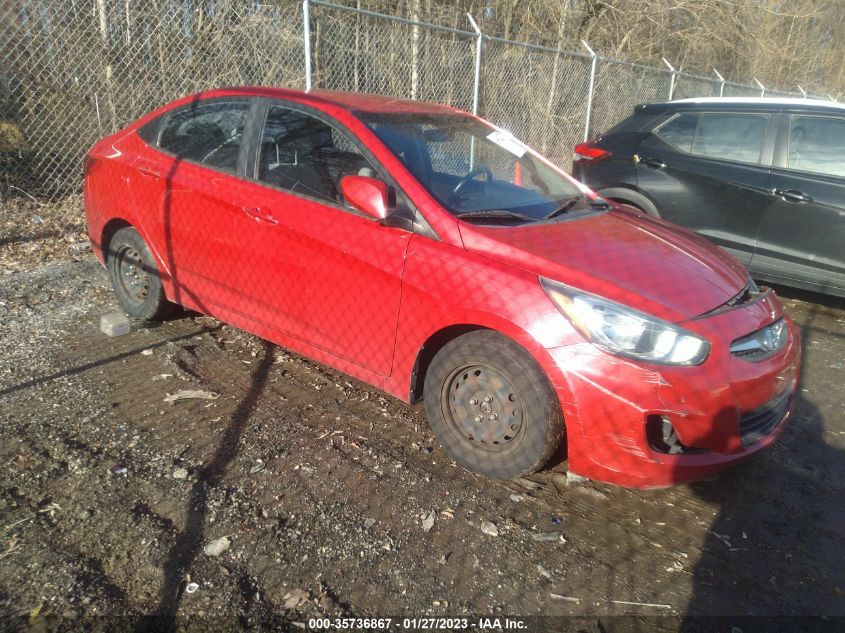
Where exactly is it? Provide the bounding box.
[84,87,801,488]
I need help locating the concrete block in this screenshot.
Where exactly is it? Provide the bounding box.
[100,311,130,337]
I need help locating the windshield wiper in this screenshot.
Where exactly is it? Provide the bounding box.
[543,195,583,220]
[544,195,611,220]
[455,209,537,223]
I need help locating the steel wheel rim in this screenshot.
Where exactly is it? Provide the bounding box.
[116,245,149,304]
[441,363,525,452]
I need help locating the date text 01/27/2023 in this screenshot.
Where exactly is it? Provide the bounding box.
[307,617,528,630]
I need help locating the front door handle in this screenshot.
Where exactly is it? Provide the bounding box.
[242,206,279,225]
[773,188,813,203]
[641,157,667,169]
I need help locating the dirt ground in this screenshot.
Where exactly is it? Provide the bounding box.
[1,201,844,632]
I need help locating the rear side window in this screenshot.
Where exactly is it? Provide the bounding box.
[159,101,249,170]
[655,112,769,164]
[787,115,845,178]
[693,113,768,163]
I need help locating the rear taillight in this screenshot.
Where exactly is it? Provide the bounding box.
[573,142,612,165]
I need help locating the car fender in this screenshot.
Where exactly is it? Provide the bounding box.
[385,235,579,411]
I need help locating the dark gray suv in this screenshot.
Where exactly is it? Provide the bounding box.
[572,97,845,298]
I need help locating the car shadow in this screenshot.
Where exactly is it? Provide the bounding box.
[136,339,277,632]
[130,122,286,628]
[680,289,845,631]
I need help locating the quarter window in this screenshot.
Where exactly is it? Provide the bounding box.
[159,101,249,170]
[655,113,698,153]
[787,115,845,178]
[257,106,374,204]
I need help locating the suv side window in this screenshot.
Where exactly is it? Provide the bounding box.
[159,101,249,170]
[257,105,374,204]
[787,114,845,178]
[692,113,768,164]
[655,111,769,164]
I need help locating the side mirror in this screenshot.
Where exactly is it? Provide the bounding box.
[340,175,393,221]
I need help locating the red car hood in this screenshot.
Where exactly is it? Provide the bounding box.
[459,210,748,322]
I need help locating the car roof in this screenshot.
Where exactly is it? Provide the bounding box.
[639,96,845,113]
[197,86,463,115]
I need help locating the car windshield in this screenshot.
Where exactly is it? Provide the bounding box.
[358,112,595,222]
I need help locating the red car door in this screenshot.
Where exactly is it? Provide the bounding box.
[233,103,411,376]
[142,98,252,314]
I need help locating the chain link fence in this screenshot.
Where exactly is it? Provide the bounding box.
[310,2,476,113]
[0,0,836,212]
[590,59,674,142]
[480,38,592,168]
[1,0,303,210]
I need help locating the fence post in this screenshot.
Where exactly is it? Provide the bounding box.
[713,68,725,97]
[662,57,676,100]
[467,13,482,116]
[303,0,312,91]
[796,85,807,99]
[466,13,482,170]
[582,40,598,142]
[754,78,765,97]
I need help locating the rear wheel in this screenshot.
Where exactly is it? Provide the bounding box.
[609,198,660,218]
[423,330,564,479]
[106,227,174,321]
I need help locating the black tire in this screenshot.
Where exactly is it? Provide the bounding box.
[610,198,660,218]
[423,330,565,479]
[106,226,174,321]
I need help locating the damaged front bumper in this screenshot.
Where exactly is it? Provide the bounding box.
[548,289,801,488]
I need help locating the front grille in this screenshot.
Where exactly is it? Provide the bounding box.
[740,388,792,446]
[732,346,772,360]
[730,318,788,361]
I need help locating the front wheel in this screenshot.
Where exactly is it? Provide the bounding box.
[423,330,564,479]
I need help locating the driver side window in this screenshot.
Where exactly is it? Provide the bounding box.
[257,105,375,204]
[158,101,249,170]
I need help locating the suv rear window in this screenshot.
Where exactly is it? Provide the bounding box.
[656,112,769,164]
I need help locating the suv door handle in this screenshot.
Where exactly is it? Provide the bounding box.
[773,188,813,203]
[641,157,667,169]
[242,206,279,225]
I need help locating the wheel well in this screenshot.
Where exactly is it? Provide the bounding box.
[609,198,644,211]
[598,187,660,217]
[409,324,487,403]
[100,218,132,260]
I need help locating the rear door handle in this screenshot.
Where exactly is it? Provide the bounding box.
[641,157,667,169]
[773,188,813,203]
[137,165,162,178]
[242,206,279,225]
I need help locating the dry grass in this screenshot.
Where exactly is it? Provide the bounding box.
[0,195,88,274]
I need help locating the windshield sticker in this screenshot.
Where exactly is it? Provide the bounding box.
[486,130,527,157]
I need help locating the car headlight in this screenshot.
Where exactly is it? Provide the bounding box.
[540,278,710,365]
